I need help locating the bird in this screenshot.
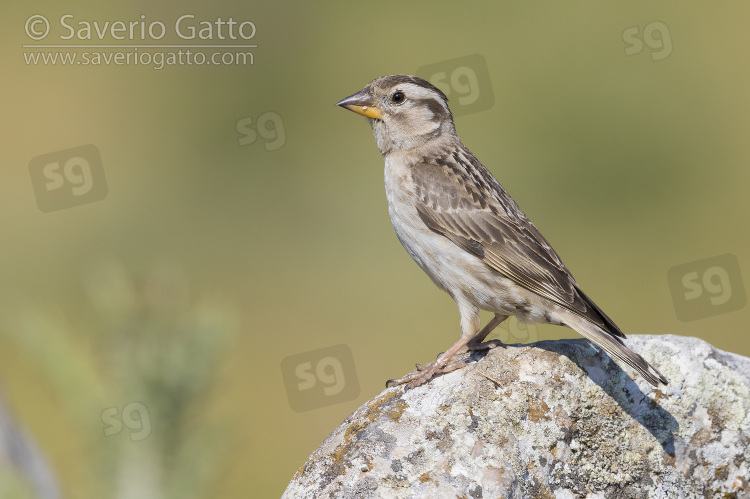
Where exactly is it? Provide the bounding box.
[335,74,667,390]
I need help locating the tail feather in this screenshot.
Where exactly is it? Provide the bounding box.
[567,319,668,386]
[574,286,626,339]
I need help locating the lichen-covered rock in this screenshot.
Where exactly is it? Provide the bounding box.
[282,335,750,499]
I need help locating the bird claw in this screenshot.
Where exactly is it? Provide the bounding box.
[386,356,468,390]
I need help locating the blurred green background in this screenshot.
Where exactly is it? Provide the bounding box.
[2,1,749,497]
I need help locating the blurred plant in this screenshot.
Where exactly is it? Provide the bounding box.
[0,390,59,499]
[0,259,237,499]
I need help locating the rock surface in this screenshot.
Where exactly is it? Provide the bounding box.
[282,335,750,499]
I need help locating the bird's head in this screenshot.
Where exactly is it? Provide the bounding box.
[336,75,455,155]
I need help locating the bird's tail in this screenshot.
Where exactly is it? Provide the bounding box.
[566,315,668,386]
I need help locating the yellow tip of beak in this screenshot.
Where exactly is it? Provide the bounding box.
[341,104,383,120]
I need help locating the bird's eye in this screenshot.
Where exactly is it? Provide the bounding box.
[391,91,405,104]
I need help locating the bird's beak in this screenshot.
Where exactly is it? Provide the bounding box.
[335,88,383,120]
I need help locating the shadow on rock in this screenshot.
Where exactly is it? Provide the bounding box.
[523,338,678,457]
[471,338,680,457]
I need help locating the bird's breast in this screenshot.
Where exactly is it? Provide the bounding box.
[383,155,429,266]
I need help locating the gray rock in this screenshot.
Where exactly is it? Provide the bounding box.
[282,335,750,499]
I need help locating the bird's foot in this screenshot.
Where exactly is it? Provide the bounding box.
[386,355,467,391]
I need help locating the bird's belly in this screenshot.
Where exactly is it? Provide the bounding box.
[396,226,559,323]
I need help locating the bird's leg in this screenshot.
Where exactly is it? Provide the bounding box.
[465,313,509,351]
[386,311,508,390]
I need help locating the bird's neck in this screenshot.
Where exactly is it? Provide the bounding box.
[372,120,458,157]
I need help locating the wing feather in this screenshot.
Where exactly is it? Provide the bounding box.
[412,144,624,337]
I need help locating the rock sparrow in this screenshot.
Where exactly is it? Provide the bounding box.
[336,75,667,390]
